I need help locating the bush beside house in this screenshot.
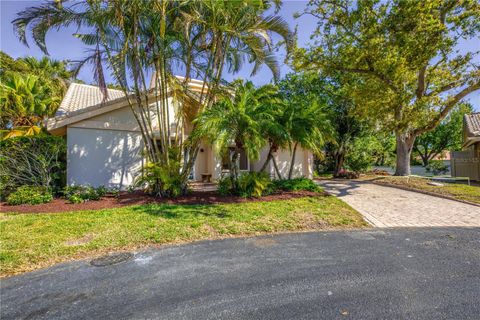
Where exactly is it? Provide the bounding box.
[0,135,66,199]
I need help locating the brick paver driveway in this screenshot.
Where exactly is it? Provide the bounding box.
[317,180,480,227]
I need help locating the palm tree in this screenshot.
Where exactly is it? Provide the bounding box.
[284,100,329,179]
[194,80,277,188]
[20,56,73,96]
[13,0,293,196]
[0,73,60,138]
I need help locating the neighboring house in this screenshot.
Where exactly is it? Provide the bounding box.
[451,112,480,181]
[47,79,313,189]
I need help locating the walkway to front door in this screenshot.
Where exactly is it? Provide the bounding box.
[317,180,480,228]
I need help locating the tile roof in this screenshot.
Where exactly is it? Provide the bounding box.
[56,83,125,117]
[465,113,480,137]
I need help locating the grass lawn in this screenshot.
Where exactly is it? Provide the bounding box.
[374,176,480,205]
[0,196,367,276]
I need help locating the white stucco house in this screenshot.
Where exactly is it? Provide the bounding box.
[47,78,313,189]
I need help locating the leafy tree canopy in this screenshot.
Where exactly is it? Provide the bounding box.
[0,52,73,138]
[414,102,473,166]
[293,0,480,175]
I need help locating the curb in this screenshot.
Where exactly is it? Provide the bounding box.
[371,181,480,208]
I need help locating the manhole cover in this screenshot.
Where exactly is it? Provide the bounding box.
[90,252,133,267]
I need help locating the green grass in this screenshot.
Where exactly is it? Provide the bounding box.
[375,176,480,204]
[0,196,367,276]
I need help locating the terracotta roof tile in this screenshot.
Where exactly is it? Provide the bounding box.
[56,83,125,116]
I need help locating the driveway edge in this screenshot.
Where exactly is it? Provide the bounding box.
[371,181,480,208]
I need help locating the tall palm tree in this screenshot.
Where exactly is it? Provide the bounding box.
[13,0,293,196]
[194,80,278,188]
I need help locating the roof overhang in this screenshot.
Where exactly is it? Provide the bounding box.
[47,94,136,135]
[463,136,480,149]
[47,77,208,136]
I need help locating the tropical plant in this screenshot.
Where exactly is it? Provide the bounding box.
[134,161,184,198]
[20,56,72,95]
[237,172,273,197]
[0,52,73,138]
[295,0,480,176]
[194,80,278,190]
[0,73,61,138]
[13,0,293,197]
[277,73,332,179]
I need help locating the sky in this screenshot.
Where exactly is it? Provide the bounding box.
[1,0,479,111]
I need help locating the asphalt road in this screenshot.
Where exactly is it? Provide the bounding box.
[2,228,480,320]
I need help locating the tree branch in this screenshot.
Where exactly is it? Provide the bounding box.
[334,66,398,92]
[425,80,461,97]
[416,66,427,98]
[414,81,480,136]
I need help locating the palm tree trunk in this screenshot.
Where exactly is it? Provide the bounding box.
[288,142,299,180]
[272,155,283,180]
[231,147,241,192]
[260,146,273,172]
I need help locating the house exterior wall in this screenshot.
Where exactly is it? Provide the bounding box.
[64,103,314,187]
[67,127,144,189]
[249,147,313,180]
[273,147,312,179]
[69,105,142,132]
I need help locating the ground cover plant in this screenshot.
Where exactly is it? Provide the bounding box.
[62,186,108,204]
[0,196,367,276]
[6,186,53,205]
[374,176,480,205]
[218,174,322,198]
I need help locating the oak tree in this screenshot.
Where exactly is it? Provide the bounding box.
[294,0,480,175]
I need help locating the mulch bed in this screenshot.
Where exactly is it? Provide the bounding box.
[0,190,328,214]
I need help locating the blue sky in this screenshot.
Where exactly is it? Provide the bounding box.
[1,0,479,110]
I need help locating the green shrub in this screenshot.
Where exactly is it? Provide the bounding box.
[135,161,185,198]
[218,172,273,197]
[273,178,322,193]
[63,185,106,203]
[237,172,273,198]
[425,160,449,175]
[0,135,66,197]
[6,186,53,205]
[217,176,234,196]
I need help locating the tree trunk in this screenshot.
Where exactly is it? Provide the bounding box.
[334,151,345,176]
[272,156,283,180]
[230,146,241,191]
[394,133,416,176]
[260,146,273,172]
[288,142,299,180]
[420,155,429,167]
[413,144,429,167]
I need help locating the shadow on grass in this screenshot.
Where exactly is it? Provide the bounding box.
[130,203,233,219]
